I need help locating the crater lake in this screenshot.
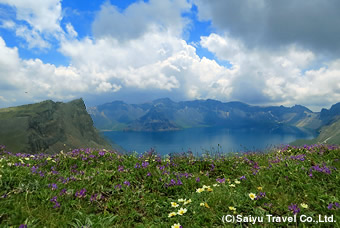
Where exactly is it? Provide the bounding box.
[102,126,315,156]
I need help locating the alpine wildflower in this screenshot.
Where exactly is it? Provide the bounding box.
[177,207,187,215]
[171,202,179,208]
[168,212,177,218]
[196,188,204,193]
[300,203,308,209]
[249,193,256,200]
[184,199,192,205]
[229,206,236,211]
[171,223,182,228]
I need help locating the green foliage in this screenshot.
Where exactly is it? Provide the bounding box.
[0,144,339,227]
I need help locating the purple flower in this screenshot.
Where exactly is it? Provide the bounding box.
[50,196,60,208]
[216,178,225,183]
[255,192,266,200]
[31,166,37,174]
[142,161,149,168]
[196,177,200,182]
[328,203,333,210]
[288,204,300,215]
[118,165,124,172]
[134,163,140,169]
[115,184,122,189]
[49,183,58,190]
[75,188,87,198]
[90,194,98,202]
[147,172,151,177]
[240,176,246,180]
[19,224,27,228]
[177,179,183,185]
[335,202,340,208]
[38,171,45,177]
[123,181,131,187]
[53,201,61,208]
[59,188,67,196]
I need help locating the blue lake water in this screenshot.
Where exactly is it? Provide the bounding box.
[102,127,314,156]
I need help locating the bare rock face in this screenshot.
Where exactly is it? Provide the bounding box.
[0,98,115,154]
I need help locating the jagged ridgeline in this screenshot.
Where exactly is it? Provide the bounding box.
[0,98,117,154]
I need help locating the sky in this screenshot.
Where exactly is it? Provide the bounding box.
[0,0,340,111]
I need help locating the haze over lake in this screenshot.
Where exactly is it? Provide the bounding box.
[103,127,315,156]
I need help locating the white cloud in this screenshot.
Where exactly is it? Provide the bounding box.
[92,0,191,40]
[0,36,89,107]
[200,33,340,108]
[0,0,339,112]
[0,0,63,49]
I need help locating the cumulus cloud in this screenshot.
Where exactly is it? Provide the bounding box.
[194,0,340,54]
[0,36,86,107]
[92,0,191,40]
[0,0,63,49]
[200,33,340,108]
[1,0,339,111]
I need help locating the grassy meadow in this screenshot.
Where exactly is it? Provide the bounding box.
[0,144,339,227]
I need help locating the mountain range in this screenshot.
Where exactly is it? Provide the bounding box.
[88,98,340,144]
[0,99,119,154]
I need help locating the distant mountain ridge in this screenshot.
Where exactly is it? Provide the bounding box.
[88,98,330,135]
[292,102,340,145]
[0,99,118,154]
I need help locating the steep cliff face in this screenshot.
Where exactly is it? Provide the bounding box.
[0,99,115,154]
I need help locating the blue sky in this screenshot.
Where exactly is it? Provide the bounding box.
[0,0,340,111]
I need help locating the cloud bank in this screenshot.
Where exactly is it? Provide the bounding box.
[0,0,340,111]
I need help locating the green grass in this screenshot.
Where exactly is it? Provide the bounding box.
[0,144,339,227]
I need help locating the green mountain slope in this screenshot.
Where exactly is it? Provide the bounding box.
[0,99,118,154]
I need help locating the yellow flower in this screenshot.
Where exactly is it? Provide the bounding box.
[184,199,192,205]
[249,193,256,200]
[234,180,240,184]
[168,212,177,217]
[171,202,179,208]
[200,202,205,207]
[300,203,308,209]
[46,157,52,161]
[207,187,213,192]
[24,157,29,161]
[177,207,187,215]
[213,184,219,187]
[229,184,236,187]
[171,223,181,228]
[196,188,204,193]
[204,202,210,208]
[229,206,236,211]
[257,186,263,191]
[178,198,185,203]
[202,185,210,189]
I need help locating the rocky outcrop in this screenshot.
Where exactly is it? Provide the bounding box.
[0,99,116,154]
